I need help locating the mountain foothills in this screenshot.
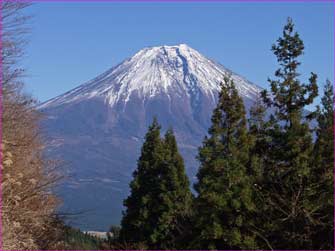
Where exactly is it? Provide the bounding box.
[38,43,262,229]
[2,2,333,249]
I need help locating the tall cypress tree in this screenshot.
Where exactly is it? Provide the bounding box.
[311,80,334,249]
[193,77,257,249]
[119,118,192,249]
[119,117,164,246]
[152,128,193,249]
[261,18,319,249]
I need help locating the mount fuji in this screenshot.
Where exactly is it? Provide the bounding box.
[39,44,262,230]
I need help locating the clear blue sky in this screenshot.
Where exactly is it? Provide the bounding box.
[22,1,334,107]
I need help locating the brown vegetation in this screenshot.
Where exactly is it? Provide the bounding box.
[1,2,62,249]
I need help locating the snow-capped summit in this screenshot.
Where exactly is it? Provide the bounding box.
[39,44,261,110]
[39,44,262,231]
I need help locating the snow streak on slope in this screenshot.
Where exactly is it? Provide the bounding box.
[39,44,261,110]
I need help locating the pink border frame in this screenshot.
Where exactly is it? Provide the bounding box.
[0,0,3,249]
[0,0,334,250]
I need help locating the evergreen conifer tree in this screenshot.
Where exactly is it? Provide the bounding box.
[248,94,269,180]
[311,80,334,249]
[247,95,275,249]
[193,77,257,249]
[261,18,319,249]
[119,117,164,247]
[119,118,192,249]
[151,128,193,249]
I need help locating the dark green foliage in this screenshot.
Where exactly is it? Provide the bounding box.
[119,117,164,246]
[311,80,334,249]
[193,77,257,249]
[119,118,192,249]
[260,18,320,249]
[157,128,194,248]
[262,18,318,119]
[108,225,121,241]
[247,96,276,250]
[248,94,269,181]
[106,225,121,249]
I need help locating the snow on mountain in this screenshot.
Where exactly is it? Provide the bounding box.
[39,44,261,110]
[39,44,263,231]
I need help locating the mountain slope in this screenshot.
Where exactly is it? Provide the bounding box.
[39,44,262,231]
